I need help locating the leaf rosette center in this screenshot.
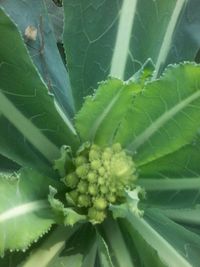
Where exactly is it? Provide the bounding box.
[62,143,137,224]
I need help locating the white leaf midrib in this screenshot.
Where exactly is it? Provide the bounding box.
[0,200,49,223]
[0,90,60,161]
[110,0,137,79]
[131,214,192,267]
[129,89,200,151]
[89,86,123,141]
[137,177,200,191]
[162,209,200,225]
[153,0,188,78]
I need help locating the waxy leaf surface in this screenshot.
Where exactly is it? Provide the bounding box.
[75,78,137,146]
[1,0,75,117]
[115,63,200,166]
[0,168,57,257]
[0,9,79,174]
[63,0,200,109]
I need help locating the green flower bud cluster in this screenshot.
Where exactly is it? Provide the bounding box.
[63,143,137,224]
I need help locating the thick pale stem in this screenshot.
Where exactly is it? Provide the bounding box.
[137,178,200,191]
[103,219,134,267]
[21,225,78,267]
[126,213,192,267]
[161,208,200,225]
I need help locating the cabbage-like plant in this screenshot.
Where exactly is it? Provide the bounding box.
[1,1,200,266]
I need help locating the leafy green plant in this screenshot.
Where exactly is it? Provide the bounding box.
[1,1,200,266]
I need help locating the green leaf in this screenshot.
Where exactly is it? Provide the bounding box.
[45,0,64,43]
[75,78,138,146]
[28,224,96,267]
[137,177,200,225]
[53,145,74,177]
[48,186,86,226]
[155,207,200,227]
[102,218,134,267]
[114,63,200,166]
[144,210,200,267]
[119,208,200,267]
[62,224,97,267]
[97,233,114,267]
[1,1,75,116]
[120,219,167,267]
[139,135,200,178]
[129,58,155,89]
[63,0,200,109]
[110,187,144,220]
[20,225,80,267]
[0,9,79,173]
[0,168,57,257]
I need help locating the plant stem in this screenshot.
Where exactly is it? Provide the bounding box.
[21,225,78,267]
[103,218,134,267]
[137,177,200,191]
[126,213,191,267]
[161,208,200,225]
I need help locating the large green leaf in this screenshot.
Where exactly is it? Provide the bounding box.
[21,224,96,267]
[63,0,200,109]
[118,208,200,267]
[20,225,82,267]
[139,135,200,178]
[45,0,64,43]
[96,233,114,267]
[75,59,154,146]
[0,168,58,257]
[102,218,134,267]
[137,177,200,225]
[144,210,200,267]
[120,219,167,267]
[0,9,79,173]
[75,78,137,145]
[114,63,200,166]
[48,186,86,226]
[1,1,74,117]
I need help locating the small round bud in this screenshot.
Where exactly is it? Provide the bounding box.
[91,144,100,151]
[78,194,91,207]
[98,177,105,185]
[63,173,79,188]
[102,151,111,160]
[107,194,116,203]
[112,143,122,153]
[87,171,97,183]
[111,158,132,178]
[93,197,107,210]
[75,156,87,166]
[91,160,101,170]
[88,184,98,196]
[68,190,79,203]
[89,150,100,161]
[103,160,110,170]
[98,167,105,176]
[88,207,106,223]
[76,164,89,178]
[77,181,88,194]
[100,185,109,194]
